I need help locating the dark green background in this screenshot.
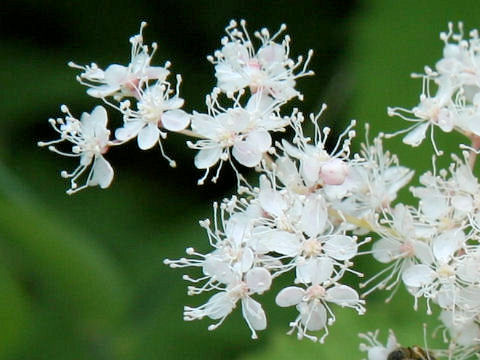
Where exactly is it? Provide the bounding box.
[1,0,480,359]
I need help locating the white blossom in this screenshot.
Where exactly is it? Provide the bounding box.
[38,105,113,194]
[188,91,287,184]
[69,22,169,101]
[276,281,364,342]
[359,330,399,360]
[208,19,313,101]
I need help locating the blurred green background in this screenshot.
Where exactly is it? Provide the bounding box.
[1,0,480,359]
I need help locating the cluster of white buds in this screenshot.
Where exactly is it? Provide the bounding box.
[39,19,480,358]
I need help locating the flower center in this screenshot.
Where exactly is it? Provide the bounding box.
[437,263,455,279]
[306,284,326,300]
[302,238,322,257]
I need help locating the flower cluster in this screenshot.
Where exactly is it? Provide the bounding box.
[39,19,480,359]
[166,114,376,340]
[364,23,480,359]
[41,22,189,192]
[388,22,480,155]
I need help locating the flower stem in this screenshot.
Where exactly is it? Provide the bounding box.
[468,135,480,169]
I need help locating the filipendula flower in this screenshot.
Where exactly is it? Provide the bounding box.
[38,105,113,194]
[188,91,287,184]
[183,268,271,339]
[359,329,399,360]
[208,19,313,101]
[69,22,170,101]
[276,280,365,343]
[115,78,190,165]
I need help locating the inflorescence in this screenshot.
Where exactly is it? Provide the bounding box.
[39,20,480,359]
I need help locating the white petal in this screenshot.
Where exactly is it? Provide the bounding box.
[281,139,303,159]
[89,156,114,188]
[241,248,254,273]
[203,254,234,284]
[455,164,478,193]
[81,105,108,138]
[457,256,480,283]
[300,303,327,331]
[145,66,170,81]
[402,264,435,288]
[103,64,128,85]
[246,267,272,294]
[296,257,333,285]
[115,120,144,141]
[302,155,322,183]
[163,96,184,110]
[90,105,109,128]
[384,166,414,196]
[324,235,357,261]
[242,297,267,331]
[299,195,327,237]
[162,109,190,131]
[87,85,120,98]
[224,109,250,133]
[256,230,300,257]
[372,238,401,263]
[458,286,480,308]
[418,190,448,221]
[275,286,305,307]
[452,195,473,212]
[436,287,455,308]
[403,122,429,147]
[191,113,221,139]
[325,285,360,307]
[258,176,287,216]
[258,43,285,65]
[137,123,160,150]
[215,64,248,92]
[232,140,263,167]
[412,240,434,265]
[204,292,235,320]
[275,156,301,188]
[367,347,390,360]
[455,322,480,346]
[225,213,250,244]
[194,147,222,169]
[433,230,464,263]
[245,92,275,114]
[246,130,271,152]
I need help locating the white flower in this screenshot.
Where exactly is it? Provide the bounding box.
[411,153,480,229]
[188,92,286,184]
[115,79,190,162]
[38,105,113,194]
[279,107,356,190]
[359,330,399,360]
[276,282,364,342]
[440,309,480,347]
[437,22,480,89]
[70,22,169,100]
[325,135,413,218]
[361,204,434,299]
[183,268,271,339]
[208,20,313,101]
[388,77,454,152]
[401,229,465,312]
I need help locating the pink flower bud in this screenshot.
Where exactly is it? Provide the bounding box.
[319,158,349,185]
